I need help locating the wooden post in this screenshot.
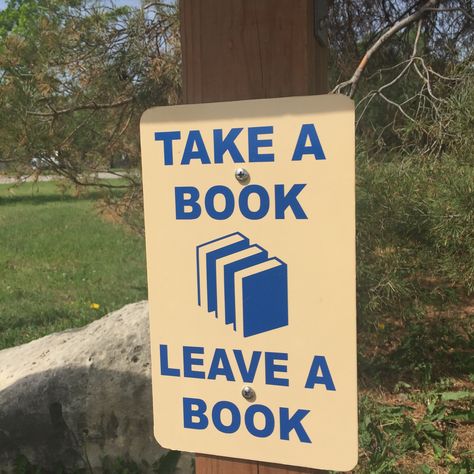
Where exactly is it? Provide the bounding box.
[180,0,327,103]
[180,1,328,472]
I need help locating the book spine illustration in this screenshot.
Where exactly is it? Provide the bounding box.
[223,250,268,328]
[197,234,288,337]
[241,261,288,337]
[196,232,249,311]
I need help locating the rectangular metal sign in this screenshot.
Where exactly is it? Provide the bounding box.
[140,95,357,471]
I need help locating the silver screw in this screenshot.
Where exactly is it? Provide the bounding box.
[241,385,255,400]
[235,168,250,183]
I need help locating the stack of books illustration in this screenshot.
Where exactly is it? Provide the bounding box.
[197,232,288,337]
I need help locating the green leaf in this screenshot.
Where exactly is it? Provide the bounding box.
[447,410,474,422]
[431,441,444,458]
[440,391,473,401]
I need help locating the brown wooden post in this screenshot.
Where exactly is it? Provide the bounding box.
[180,1,328,472]
[180,0,328,103]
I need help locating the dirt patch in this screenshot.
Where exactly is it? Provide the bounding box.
[358,299,474,390]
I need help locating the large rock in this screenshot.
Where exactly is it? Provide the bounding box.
[0,301,192,473]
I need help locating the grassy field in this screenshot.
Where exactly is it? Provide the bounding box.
[353,156,473,473]
[0,180,147,350]
[0,174,472,473]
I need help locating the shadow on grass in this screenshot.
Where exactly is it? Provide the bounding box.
[0,308,89,333]
[0,190,125,206]
[358,310,473,389]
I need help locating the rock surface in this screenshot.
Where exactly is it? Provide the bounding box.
[0,301,192,473]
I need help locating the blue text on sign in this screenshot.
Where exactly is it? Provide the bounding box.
[175,184,308,220]
[183,398,311,443]
[154,124,326,165]
[159,345,336,390]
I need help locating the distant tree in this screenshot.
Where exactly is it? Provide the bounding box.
[0,0,179,230]
[329,0,473,153]
[0,0,472,231]
[327,1,474,328]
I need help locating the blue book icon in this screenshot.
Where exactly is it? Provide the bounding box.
[215,245,268,326]
[196,232,249,313]
[196,233,289,337]
[234,258,288,337]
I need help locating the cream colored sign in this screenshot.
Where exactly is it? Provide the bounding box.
[140,95,357,471]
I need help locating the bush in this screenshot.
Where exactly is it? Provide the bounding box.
[356,152,474,327]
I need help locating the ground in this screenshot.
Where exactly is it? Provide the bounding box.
[0,179,147,349]
[0,179,472,473]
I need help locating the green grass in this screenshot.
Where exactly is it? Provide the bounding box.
[353,152,474,473]
[1,166,472,473]
[357,386,473,474]
[0,181,147,350]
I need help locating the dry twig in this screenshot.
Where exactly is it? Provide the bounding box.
[332,0,442,98]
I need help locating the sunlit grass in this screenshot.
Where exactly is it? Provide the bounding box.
[0,180,147,349]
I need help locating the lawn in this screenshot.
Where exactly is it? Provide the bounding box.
[0,173,472,473]
[353,156,473,473]
[0,180,147,350]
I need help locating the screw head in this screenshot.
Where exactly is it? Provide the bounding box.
[241,385,255,400]
[235,168,250,183]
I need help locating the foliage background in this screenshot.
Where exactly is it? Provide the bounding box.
[0,1,472,473]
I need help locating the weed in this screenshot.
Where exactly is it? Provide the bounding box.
[357,387,474,473]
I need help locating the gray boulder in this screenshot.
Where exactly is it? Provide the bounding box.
[0,301,192,473]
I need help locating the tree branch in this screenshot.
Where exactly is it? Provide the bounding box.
[426,7,474,21]
[332,0,442,98]
[27,98,133,117]
[143,2,177,11]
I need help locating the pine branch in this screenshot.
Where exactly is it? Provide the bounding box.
[332,0,443,98]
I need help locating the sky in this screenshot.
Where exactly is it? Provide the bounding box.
[0,1,143,10]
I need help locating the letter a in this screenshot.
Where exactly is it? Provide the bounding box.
[208,348,236,381]
[182,130,211,165]
[291,124,326,161]
[304,355,336,391]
